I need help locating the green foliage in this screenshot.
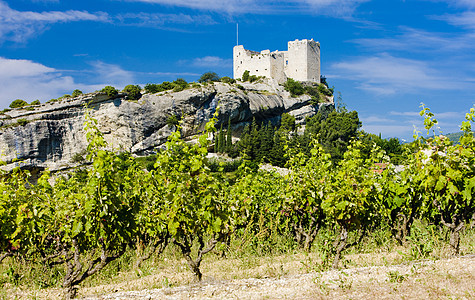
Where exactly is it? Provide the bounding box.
[166,115,179,127]
[284,78,305,97]
[3,102,475,295]
[101,86,119,97]
[9,99,28,109]
[220,76,236,84]
[172,78,188,92]
[123,85,142,100]
[242,70,250,82]
[16,118,28,126]
[30,100,41,105]
[306,109,362,161]
[144,83,161,94]
[199,72,220,83]
[72,89,83,97]
[280,113,296,132]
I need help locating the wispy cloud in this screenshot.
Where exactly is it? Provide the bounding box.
[0,1,109,43]
[435,11,475,30]
[352,27,475,53]
[116,12,217,27]
[123,0,369,17]
[331,53,458,95]
[192,56,233,68]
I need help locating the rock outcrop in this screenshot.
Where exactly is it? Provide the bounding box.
[0,79,333,172]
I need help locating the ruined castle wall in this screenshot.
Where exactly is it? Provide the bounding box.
[234,46,272,80]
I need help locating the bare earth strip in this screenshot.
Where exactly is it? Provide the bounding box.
[78,255,475,300]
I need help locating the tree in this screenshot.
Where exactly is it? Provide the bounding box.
[9,99,28,109]
[226,119,233,153]
[306,109,361,161]
[123,85,142,100]
[280,113,296,132]
[100,86,118,97]
[72,89,83,97]
[199,72,220,83]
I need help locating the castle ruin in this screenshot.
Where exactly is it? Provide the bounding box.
[233,39,321,84]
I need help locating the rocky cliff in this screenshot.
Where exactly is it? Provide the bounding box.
[0,79,333,172]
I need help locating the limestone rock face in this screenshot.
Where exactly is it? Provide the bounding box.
[0,79,333,172]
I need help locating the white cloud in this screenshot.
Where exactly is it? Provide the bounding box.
[124,0,368,16]
[88,61,135,88]
[331,53,458,95]
[0,1,109,43]
[0,57,135,108]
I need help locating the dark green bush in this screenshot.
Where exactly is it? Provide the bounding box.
[172,78,188,92]
[220,76,235,84]
[101,86,119,97]
[9,99,28,109]
[160,81,174,91]
[284,78,305,97]
[199,72,220,83]
[72,89,83,97]
[30,100,41,105]
[16,118,28,126]
[123,85,142,100]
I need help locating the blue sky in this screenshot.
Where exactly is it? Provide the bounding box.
[1,0,474,140]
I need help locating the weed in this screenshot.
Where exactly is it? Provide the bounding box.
[387,270,407,283]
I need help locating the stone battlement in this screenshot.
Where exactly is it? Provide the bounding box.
[233,39,320,84]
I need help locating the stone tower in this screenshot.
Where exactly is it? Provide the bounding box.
[285,39,320,83]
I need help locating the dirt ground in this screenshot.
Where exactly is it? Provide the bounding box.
[75,255,475,300]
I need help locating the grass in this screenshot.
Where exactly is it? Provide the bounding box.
[0,223,474,299]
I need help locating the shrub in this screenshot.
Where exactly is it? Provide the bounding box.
[123,84,142,100]
[220,76,236,84]
[144,83,162,94]
[160,81,174,91]
[30,100,41,105]
[101,86,119,97]
[166,115,179,127]
[284,78,304,97]
[72,89,83,97]
[16,118,28,126]
[172,78,188,92]
[318,83,333,96]
[9,99,28,109]
[199,72,220,83]
[242,70,250,82]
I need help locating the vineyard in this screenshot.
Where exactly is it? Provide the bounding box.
[1,106,475,299]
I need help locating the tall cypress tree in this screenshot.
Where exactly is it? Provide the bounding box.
[218,123,225,153]
[226,118,232,153]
